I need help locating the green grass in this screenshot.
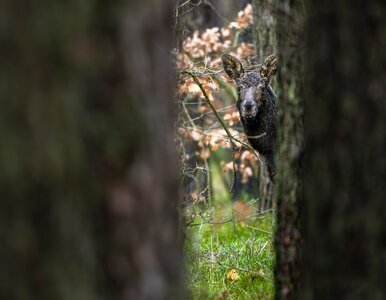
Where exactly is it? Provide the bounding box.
[184,197,275,300]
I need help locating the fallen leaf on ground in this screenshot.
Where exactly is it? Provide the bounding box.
[226,269,239,281]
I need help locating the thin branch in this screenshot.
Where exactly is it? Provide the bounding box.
[186,211,267,227]
[230,144,238,194]
[185,71,235,142]
[183,71,262,162]
[204,157,212,205]
[204,0,232,25]
[257,241,270,256]
[179,103,236,126]
[246,133,267,139]
[242,224,273,235]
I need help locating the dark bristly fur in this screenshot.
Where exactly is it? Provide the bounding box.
[222,54,278,180]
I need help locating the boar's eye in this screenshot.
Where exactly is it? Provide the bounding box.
[236,86,241,95]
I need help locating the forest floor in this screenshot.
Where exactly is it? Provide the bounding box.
[184,165,275,299]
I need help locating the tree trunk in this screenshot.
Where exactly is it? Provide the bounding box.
[251,0,278,211]
[252,0,277,61]
[274,1,304,299]
[0,1,183,300]
[301,1,386,299]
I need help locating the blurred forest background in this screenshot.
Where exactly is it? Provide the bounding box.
[1,0,386,300]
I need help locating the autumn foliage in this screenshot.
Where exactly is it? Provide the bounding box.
[175,4,264,205]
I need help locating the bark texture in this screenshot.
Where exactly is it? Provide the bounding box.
[274,0,304,299]
[252,0,278,210]
[252,0,277,60]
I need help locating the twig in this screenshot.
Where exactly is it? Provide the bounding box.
[242,224,273,235]
[185,71,235,144]
[257,241,270,256]
[181,96,196,128]
[183,71,262,160]
[246,133,267,139]
[186,211,267,227]
[204,0,232,25]
[179,103,236,126]
[204,157,212,205]
[230,144,238,194]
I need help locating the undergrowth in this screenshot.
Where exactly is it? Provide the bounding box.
[179,4,276,299]
[184,190,275,299]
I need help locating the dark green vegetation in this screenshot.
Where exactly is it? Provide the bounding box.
[186,212,274,299]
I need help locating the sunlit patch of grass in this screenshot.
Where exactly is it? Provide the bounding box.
[184,194,275,300]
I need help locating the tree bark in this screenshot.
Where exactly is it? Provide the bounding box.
[301,1,386,299]
[274,1,304,299]
[0,1,183,300]
[251,0,279,211]
[252,0,277,61]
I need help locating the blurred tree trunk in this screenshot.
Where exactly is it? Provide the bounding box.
[0,1,183,300]
[274,0,304,299]
[301,1,386,299]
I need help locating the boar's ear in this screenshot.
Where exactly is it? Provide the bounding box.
[221,54,244,80]
[259,54,278,87]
